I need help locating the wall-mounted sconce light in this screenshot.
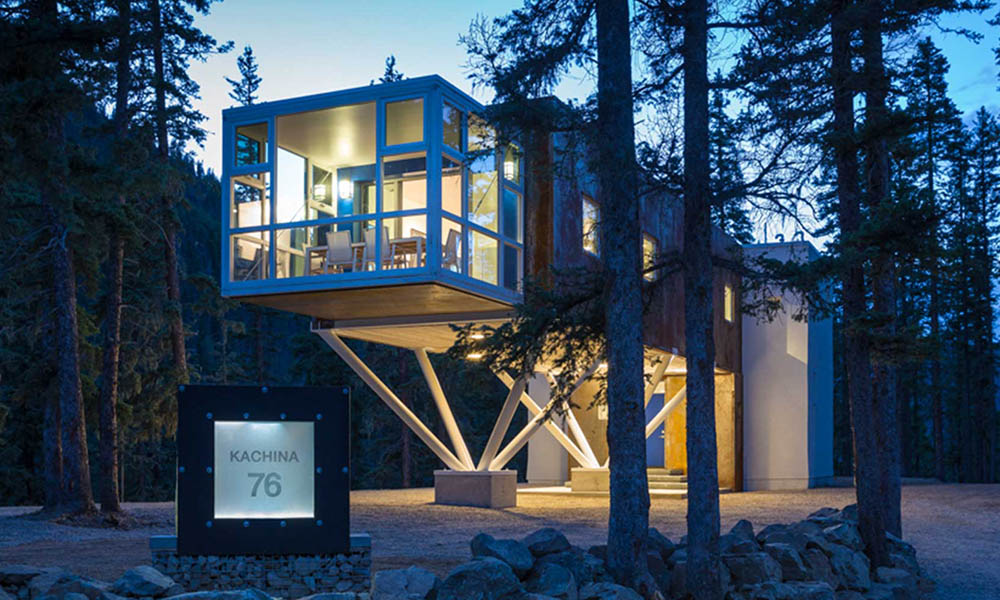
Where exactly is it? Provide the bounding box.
[338,180,353,200]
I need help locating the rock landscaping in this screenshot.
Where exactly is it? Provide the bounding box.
[372,504,934,600]
[0,505,933,600]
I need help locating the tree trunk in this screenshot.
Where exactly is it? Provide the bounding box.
[682,0,722,598]
[930,259,944,480]
[43,393,62,508]
[53,231,96,514]
[831,0,889,567]
[98,0,131,515]
[860,0,901,539]
[595,1,656,597]
[152,0,188,383]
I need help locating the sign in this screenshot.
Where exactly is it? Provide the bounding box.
[213,421,315,519]
[176,385,350,556]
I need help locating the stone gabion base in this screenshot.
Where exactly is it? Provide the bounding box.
[150,534,371,598]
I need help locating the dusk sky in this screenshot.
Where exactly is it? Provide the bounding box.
[189,1,999,176]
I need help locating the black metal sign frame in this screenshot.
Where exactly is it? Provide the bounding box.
[176,385,350,556]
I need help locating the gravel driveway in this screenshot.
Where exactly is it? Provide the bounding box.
[1,483,997,599]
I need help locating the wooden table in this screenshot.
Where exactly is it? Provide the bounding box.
[390,236,425,268]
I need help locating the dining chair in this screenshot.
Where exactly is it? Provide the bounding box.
[363,226,396,270]
[320,230,355,273]
[442,229,461,272]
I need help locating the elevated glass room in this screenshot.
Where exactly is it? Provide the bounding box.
[221,76,523,323]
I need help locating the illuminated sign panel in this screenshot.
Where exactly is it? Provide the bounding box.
[176,385,349,556]
[213,421,315,519]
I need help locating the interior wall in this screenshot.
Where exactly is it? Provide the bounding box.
[662,373,737,490]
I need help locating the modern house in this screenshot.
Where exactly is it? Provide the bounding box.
[220,75,832,508]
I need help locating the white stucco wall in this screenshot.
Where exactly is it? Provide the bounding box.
[526,373,569,485]
[742,242,833,490]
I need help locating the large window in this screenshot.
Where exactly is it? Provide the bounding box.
[225,87,523,293]
[582,195,600,256]
[724,283,735,322]
[385,98,423,146]
[643,234,657,281]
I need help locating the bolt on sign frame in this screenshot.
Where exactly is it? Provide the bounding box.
[176,385,350,555]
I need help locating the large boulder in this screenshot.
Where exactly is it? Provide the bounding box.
[524,563,576,600]
[763,543,810,581]
[728,581,835,600]
[826,544,871,592]
[808,507,840,521]
[577,583,641,600]
[372,566,441,600]
[874,567,916,599]
[757,525,808,553]
[803,548,838,590]
[437,558,523,600]
[644,552,670,596]
[823,524,863,552]
[669,561,687,599]
[536,549,608,587]
[730,519,755,541]
[720,533,760,555]
[0,566,56,587]
[523,529,571,558]
[297,594,356,600]
[112,567,177,598]
[470,534,534,578]
[36,575,120,600]
[723,553,782,586]
[163,590,272,600]
[837,505,858,523]
[646,528,675,562]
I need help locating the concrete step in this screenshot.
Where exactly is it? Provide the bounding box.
[648,481,689,490]
[647,474,688,483]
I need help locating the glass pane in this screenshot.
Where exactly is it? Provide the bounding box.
[442,218,463,273]
[382,152,426,212]
[383,214,427,268]
[230,173,270,229]
[276,102,376,223]
[443,102,462,150]
[503,144,522,186]
[582,195,600,255]
[235,122,268,166]
[643,235,657,281]
[468,114,493,153]
[468,154,498,231]
[386,98,423,146]
[275,227,318,279]
[442,155,462,216]
[724,284,734,322]
[503,244,520,291]
[502,187,521,241]
[469,230,498,285]
[230,232,269,281]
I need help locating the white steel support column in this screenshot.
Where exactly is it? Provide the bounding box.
[645,385,687,438]
[544,363,602,468]
[316,330,468,471]
[644,354,673,408]
[495,371,599,469]
[489,401,555,471]
[476,376,527,470]
[414,348,475,469]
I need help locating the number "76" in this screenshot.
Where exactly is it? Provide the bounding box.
[248,472,282,497]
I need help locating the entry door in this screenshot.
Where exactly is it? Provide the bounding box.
[645,393,665,467]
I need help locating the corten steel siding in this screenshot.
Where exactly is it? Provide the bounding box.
[522,127,743,373]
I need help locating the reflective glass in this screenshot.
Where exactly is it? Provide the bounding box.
[386,98,423,146]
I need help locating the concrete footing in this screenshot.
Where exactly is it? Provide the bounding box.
[434,469,517,508]
[570,467,609,492]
